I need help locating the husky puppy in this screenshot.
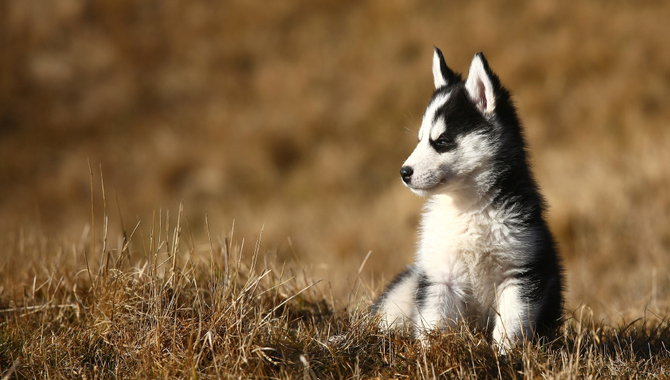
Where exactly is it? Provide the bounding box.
[373,48,564,349]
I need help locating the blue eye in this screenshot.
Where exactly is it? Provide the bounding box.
[435,138,449,146]
[431,135,456,152]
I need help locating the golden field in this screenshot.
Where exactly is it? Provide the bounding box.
[2,0,670,321]
[1,1,670,377]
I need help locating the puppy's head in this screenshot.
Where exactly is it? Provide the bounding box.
[401,48,502,199]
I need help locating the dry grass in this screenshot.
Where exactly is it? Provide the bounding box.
[1,209,670,379]
[1,0,670,320]
[2,0,670,377]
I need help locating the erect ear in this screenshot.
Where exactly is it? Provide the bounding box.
[432,47,458,89]
[465,52,497,115]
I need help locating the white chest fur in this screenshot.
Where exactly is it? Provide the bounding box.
[416,194,533,309]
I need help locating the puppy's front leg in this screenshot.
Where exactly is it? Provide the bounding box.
[413,274,470,340]
[492,281,535,351]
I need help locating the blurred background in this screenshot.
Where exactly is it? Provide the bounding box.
[1,0,669,320]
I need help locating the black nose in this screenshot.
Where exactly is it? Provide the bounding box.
[400,166,413,184]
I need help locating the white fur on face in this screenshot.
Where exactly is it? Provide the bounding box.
[418,92,450,142]
[403,92,498,202]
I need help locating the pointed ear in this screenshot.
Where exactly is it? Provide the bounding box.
[432,47,458,89]
[465,52,497,115]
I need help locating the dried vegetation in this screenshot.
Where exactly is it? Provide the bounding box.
[2,0,670,377]
[1,205,670,378]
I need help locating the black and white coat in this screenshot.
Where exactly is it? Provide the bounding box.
[374,48,564,350]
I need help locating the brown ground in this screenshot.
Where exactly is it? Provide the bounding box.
[2,0,670,321]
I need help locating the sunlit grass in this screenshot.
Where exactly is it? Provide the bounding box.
[1,206,669,379]
[2,1,670,377]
